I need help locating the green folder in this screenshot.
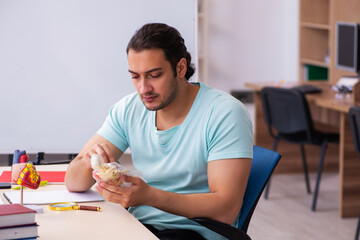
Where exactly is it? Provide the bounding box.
[306,65,328,81]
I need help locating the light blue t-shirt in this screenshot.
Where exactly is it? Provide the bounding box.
[97,82,253,239]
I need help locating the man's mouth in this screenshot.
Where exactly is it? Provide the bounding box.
[142,95,158,102]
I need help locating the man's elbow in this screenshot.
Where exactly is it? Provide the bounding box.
[214,202,243,225]
[65,173,94,193]
[65,179,81,192]
[65,182,92,193]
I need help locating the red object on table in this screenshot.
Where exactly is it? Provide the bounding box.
[16,162,41,189]
[0,171,65,183]
[19,154,29,163]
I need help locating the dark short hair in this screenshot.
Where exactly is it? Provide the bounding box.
[126,23,195,81]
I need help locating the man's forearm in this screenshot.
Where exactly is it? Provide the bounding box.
[65,157,95,192]
[148,187,241,225]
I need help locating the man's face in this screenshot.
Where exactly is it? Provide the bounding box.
[128,49,179,111]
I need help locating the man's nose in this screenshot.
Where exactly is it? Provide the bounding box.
[139,78,153,94]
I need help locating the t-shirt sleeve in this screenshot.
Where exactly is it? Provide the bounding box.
[207,98,253,161]
[96,99,129,152]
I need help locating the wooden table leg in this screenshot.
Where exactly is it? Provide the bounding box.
[339,112,360,218]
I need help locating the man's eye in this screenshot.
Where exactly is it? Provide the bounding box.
[131,75,139,79]
[150,73,161,78]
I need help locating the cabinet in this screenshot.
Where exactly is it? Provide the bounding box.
[197,0,208,82]
[299,0,330,82]
[299,0,360,84]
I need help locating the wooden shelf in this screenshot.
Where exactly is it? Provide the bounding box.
[300,58,329,68]
[299,0,330,83]
[300,22,330,30]
[300,0,329,25]
[300,28,329,63]
[299,0,360,84]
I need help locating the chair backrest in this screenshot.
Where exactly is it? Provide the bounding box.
[238,145,281,232]
[260,87,314,136]
[349,106,360,155]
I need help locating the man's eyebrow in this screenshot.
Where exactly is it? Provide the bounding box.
[128,68,162,74]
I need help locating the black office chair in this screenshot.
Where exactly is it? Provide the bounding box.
[260,87,339,211]
[191,145,281,240]
[348,106,360,240]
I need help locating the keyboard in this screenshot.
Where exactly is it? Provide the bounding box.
[292,84,322,94]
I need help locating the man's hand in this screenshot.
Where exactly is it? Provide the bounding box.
[95,175,153,208]
[65,134,123,192]
[81,143,116,169]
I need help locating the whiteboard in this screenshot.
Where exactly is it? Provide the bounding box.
[0,0,198,154]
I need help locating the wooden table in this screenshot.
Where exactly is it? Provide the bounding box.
[246,82,360,218]
[0,165,158,240]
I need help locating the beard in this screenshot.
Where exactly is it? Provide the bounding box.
[141,77,179,111]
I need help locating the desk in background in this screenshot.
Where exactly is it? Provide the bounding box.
[246,82,360,218]
[0,165,158,240]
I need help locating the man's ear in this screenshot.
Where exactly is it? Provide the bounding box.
[177,58,187,78]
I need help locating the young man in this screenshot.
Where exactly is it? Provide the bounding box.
[65,23,253,240]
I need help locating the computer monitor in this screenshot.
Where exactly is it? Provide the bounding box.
[335,22,360,74]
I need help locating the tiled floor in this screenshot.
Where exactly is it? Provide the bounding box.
[248,173,358,240]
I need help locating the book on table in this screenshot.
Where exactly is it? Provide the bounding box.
[0,204,36,227]
[0,204,38,239]
[0,223,38,239]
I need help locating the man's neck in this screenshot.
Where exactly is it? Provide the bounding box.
[156,81,199,131]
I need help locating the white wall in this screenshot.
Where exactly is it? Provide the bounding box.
[207,0,299,93]
[0,0,197,154]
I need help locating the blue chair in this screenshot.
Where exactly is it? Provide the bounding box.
[348,106,360,240]
[191,145,281,240]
